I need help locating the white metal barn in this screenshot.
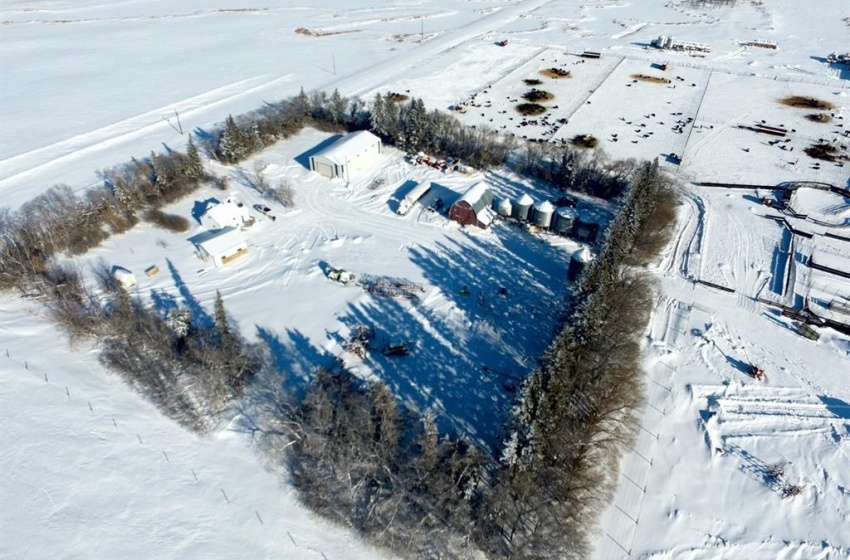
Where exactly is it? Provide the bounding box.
[200,195,251,231]
[195,228,249,267]
[309,131,382,180]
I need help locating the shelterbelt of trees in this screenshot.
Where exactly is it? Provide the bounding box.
[0,88,679,559]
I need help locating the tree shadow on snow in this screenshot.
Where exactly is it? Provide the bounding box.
[818,395,850,420]
[165,258,213,328]
[335,225,571,448]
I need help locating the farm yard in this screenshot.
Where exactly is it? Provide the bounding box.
[62,127,589,442]
[3,0,850,559]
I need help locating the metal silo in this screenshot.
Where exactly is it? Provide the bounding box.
[553,207,576,235]
[568,247,593,281]
[497,197,513,217]
[513,193,534,222]
[533,200,555,229]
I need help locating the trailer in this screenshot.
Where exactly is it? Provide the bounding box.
[397,181,432,215]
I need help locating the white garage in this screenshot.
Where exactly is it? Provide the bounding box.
[309,130,382,180]
[195,227,249,267]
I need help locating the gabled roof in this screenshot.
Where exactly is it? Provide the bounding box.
[196,227,247,256]
[311,130,382,166]
[202,196,250,229]
[457,181,494,214]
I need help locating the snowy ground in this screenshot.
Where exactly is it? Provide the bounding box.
[0,299,391,560]
[593,185,850,560]
[3,1,850,559]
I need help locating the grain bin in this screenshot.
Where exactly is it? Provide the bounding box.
[533,200,555,229]
[513,193,534,222]
[553,207,576,235]
[567,247,593,281]
[497,197,513,217]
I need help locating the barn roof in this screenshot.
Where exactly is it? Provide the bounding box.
[311,130,382,166]
[454,182,495,227]
[196,227,247,256]
[457,182,494,213]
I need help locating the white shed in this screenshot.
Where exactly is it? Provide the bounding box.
[112,266,137,289]
[309,131,383,180]
[195,228,249,267]
[200,195,251,231]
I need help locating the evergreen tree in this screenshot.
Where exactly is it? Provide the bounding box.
[370,92,385,137]
[294,86,311,119]
[220,115,247,163]
[213,289,236,352]
[248,121,263,154]
[185,136,204,178]
[329,88,348,125]
[150,151,169,193]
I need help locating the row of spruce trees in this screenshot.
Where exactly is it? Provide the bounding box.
[0,88,677,558]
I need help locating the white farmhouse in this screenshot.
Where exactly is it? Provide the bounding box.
[309,130,382,180]
[200,195,252,231]
[194,228,249,267]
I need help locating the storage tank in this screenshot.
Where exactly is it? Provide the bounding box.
[665,36,675,49]
[567,247,593,281]
[653,35,667,48]
[497,197,513,217]
[533,200,555,229]
[513,193,534,222]
[553,207,576,235]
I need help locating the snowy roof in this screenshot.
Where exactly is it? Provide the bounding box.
[311,130,381,166]
[557,206,577,218]
[458,181,494,214]
[572,247,593,263]
[535,200,555,213]
[196,227,247,256]
[202,198,250,229]
[517,193,534,206]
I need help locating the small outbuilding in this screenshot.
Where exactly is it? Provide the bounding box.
[194,227,249,267]
[309,130,383,180]
[449,182,495,229]
[112,266,137,289]
[200,195,252,231]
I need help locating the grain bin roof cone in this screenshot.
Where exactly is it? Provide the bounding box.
[513,193,534,222]
[568,247,593,281]
[533,200,555,228]
[497,197,513,217]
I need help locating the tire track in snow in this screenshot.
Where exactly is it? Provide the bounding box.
[0,74,294,190]
[320,0,556,97]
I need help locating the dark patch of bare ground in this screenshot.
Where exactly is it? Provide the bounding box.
[781,96,834,110]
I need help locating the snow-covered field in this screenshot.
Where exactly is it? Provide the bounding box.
[3,1,850,559]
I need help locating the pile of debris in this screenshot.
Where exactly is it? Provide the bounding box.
[362,276,425,300]
[343,324,374,358]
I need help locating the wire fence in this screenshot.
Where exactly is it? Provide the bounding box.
[2,348,337,560]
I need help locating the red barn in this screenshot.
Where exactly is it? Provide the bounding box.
[449,182,495,229]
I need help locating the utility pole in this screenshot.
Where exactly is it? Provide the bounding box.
[420,18,424,43]
[332,54,336,75]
